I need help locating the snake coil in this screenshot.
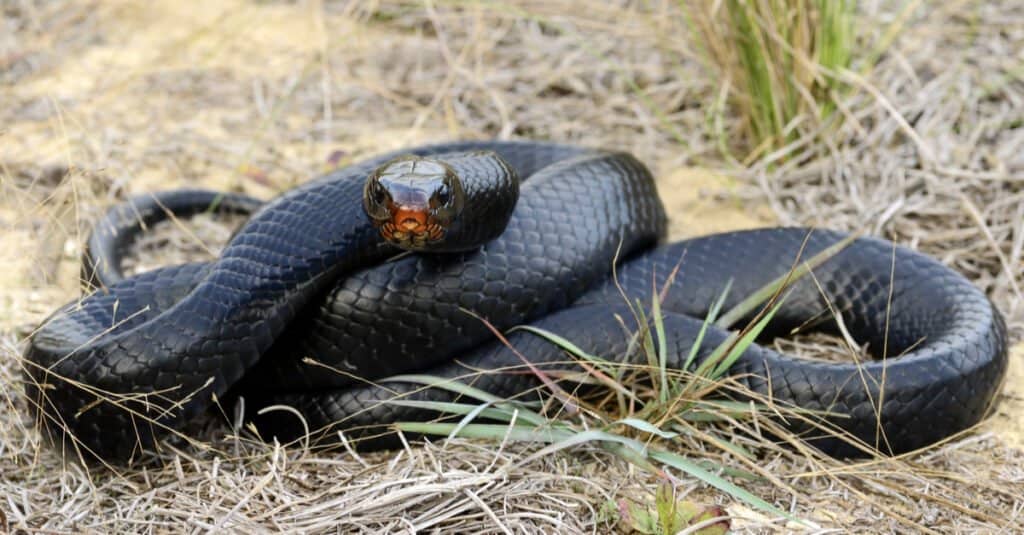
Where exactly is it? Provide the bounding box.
[26,141,1007,463]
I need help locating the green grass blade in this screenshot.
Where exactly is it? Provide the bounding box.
[690,331,738,381]
[385,375,549,425]
[634,299,659,372]
[449,401,500,441]
[511,325,609,369]
[520,429,651,466]
[649,449,803,525]
[651,291,669,402]
[711,303,782,379]
[682,279,732,372]
[512,325,642,404]
[395,422,571,444]
[614,418,679,440]
[716,232,858,328]
[690,297,782,383]
[386,399,516,423]
[386,375,502,402]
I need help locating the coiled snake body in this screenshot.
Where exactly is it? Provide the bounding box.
[25,141,1008,462]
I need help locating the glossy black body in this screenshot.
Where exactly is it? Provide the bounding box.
[29,141,1007,462]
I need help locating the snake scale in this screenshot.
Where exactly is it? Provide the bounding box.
[24,141,1008,463]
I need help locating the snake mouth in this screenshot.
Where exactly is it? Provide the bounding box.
[379,206,445,248]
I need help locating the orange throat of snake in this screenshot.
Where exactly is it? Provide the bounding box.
[379,205,445,248]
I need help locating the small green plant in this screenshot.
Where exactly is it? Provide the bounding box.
[611,483,729,535]
[684,0,855,162]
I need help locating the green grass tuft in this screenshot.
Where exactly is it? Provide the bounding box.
[389,230,861,522]
[684,0,856,162]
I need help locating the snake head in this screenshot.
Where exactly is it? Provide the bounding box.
[364,155,465,250]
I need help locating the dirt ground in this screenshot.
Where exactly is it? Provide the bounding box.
[2,1,1023,532]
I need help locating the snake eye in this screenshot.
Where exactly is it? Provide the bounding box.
[436,186,451,206]
[430,177,464,224]
[363,179,391,221]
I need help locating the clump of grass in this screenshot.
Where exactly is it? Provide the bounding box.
[685,0,855,162]
[393,234,861,526]
[392,305,781,520]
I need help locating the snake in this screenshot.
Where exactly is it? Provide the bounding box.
[24,141,1008,463]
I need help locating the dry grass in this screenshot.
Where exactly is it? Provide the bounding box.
[2,0,1023,532]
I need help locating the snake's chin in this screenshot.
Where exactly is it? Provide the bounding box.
[379,221,446,250]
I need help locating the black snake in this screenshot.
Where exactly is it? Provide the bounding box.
[24,141,1008,463]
